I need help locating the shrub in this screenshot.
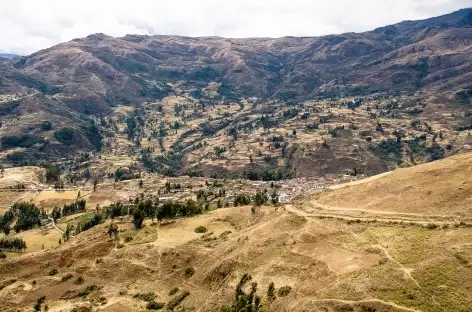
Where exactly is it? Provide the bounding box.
[61,273,73,282]
[45,165,60,182]
[169,287,179,296]
[277,286,292,297]
[54,127,74,145]
[267,282,275,301]
[166,290,190,310]
[194,226,207,233]
[41,121,53,131]
[78,285,98,297]
[74,276,84,285]
[33,296,46,311]
[133,292,156,302]
[426,223,438,230]
[48,268,58,276]
[146,301,165,310]
[184,267,195,278]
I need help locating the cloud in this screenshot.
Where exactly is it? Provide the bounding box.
[0,0,470,55]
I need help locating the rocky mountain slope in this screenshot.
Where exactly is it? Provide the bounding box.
[3,9,472,105]
[1,8,472,173]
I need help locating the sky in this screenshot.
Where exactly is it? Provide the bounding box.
[1,0,471,55]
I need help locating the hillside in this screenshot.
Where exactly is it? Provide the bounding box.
[312,152,472,218]
[0,155,471,311]
[1,9,472,176]
[6,9,472,104]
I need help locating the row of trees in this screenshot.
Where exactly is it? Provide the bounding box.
[0,237,27,252]
[132,199,206,229]
[51,199,86,221]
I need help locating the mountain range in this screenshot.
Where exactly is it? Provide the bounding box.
[1,8,472,172]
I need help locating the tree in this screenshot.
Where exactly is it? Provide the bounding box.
[267,282,276,302]
[254,191,266,207]
[133,209,144,229]
[93,179,98,191]
[63,223,72,242]
[221,274,261,312]
[107,223,119,241]
[270,190,279,205]
[45,165,60,183]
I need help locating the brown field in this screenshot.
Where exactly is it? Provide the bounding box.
[33,190,81,211]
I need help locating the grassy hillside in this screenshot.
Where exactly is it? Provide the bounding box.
[315,152,472,218]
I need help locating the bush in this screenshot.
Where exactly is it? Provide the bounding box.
[45,165,61,182]
[41,121,53,131]
[74,276,84,285]
[194,226,207,233]
[169,287,179,296]
[166,290,190,310]
[133,209,145,229]
[146,301,165,310]
[133,292,156,302]
[277,286,292,297]
[78,285,98,297]
[61,273,73,282]
[184,267,195,278]
[48,268,58,276]
[54,127,74,145]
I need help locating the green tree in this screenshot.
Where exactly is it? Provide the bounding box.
[133,209,144,229]
[107,223,119,240]
[254,191,266,207]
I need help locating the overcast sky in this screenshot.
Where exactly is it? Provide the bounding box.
[1,0,471,55]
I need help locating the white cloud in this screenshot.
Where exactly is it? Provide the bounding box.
[0,0,470,55]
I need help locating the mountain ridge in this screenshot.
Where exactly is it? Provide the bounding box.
[1,8,472,172]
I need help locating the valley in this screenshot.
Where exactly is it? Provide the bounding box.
[0,7,472,312]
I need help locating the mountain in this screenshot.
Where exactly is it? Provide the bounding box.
[1,8,472,174]
[0,53,19,60]
[5,9,472,106]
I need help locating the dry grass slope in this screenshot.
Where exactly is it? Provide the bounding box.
[315,152,472,218]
